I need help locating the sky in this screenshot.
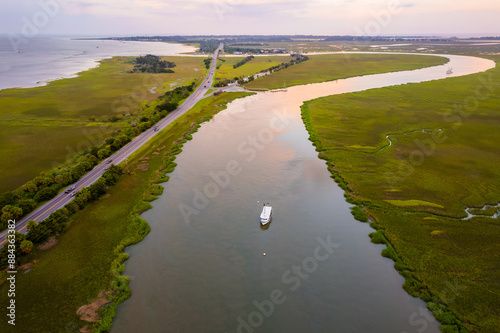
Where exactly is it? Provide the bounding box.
[1,0,499,37]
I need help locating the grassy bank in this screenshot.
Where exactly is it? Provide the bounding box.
[301,56,500,332]
[223,40,500,56]
[215,55,291,81]
[0,56,205,193]
[245,53,448,90]
[0,92,252,333]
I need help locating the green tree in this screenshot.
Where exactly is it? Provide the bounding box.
[26,220,37,231]
[111,138,123,151]
[102,164,123,185]
[0,191,16,208]
[25,181,38,193]
[17,198,37,213]
[1,205,23,223]
[34,187,56,203]
[43,176,54,185]
[33,176,45,186]
[76,188,92,203]
[54,174,64,184]
[71,164,86,180]
[79,160,92,172]
[20,240,33,253]
[90,146,99,157]
[98,148,110,159]
[62,172,72,184]
[89,178,106,200]
[86,153,98,165]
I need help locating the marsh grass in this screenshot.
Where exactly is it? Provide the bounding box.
[0,92,252,333]
[0,56,205,193]
[215,55,291,81]
[246,53,448,90]
[301,56,500,332]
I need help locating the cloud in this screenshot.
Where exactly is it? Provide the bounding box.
[1,0,499,35]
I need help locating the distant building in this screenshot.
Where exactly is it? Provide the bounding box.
[272,48,287,53]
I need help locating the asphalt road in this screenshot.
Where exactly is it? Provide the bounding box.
[0,43,224,247]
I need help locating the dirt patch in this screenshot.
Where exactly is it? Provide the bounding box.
[100,193,111,200]
[80,325,92,333]
[38,237,58,251]
[77,291,113,323]
[18,262,32,270]
[157,145,166,151]
[136,163,149,171]
[152,152,160,156]
[140,157,150,162]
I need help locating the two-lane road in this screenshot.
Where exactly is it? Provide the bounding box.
[0,43,224,247]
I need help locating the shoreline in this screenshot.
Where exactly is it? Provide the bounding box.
[0,38,196,91]
[0,48,447,92]
[1,52,493,332]
[299,56,500,332]
[86,92,255,332]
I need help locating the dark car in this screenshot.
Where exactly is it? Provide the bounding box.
[106,158,113,164]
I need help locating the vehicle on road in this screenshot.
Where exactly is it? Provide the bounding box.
[0,43,224,247]
[64,185,76,193]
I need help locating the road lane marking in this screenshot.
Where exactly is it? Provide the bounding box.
[1,46,222,245]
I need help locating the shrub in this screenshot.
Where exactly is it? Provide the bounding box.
[20,240,34,253]
[369,231,386,244]
[34,187,56,202]
[350,205,369,222]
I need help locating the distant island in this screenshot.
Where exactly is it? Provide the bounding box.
[129,54,176,73]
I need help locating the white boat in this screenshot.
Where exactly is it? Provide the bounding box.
[260,204,272,225]
[446,67,453,75]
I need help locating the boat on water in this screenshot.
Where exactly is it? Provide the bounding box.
[260,203,272,225]
[446,67,453,75]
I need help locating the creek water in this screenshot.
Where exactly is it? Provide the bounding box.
[111,54,494,333]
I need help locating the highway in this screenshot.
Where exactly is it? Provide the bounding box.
[0,43,223,247]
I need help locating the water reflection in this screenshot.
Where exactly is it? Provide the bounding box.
[111,54,494,333]
[260,221,272,231]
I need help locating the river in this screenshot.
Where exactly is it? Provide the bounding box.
[111,54,494,333]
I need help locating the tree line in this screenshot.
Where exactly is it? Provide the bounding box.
[0,81,197,233]
[213,54,310,87]
[155,82,196,112]
[0,165,123,269]
[129,54,176,73]
[233,56,254,69]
